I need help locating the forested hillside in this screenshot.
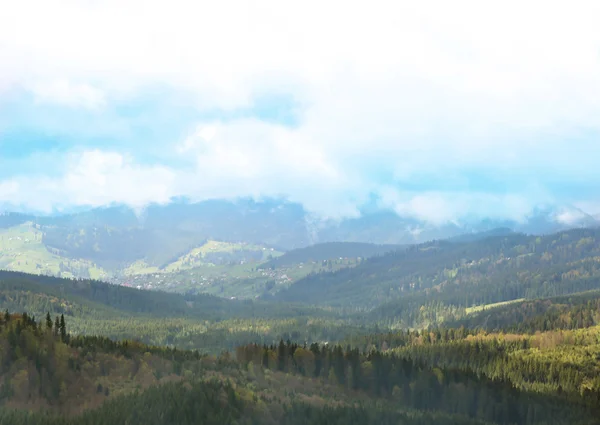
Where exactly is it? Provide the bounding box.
[2,199,597,283]
[5,225,600,353]
[259,242,402,269]
[1,219,386,299]
[0,270,376,353]
[0,310,598,424]
[3,228,600,423]
[449,290,600,332]
[278,228,600,328]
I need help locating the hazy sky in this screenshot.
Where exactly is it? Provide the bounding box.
[1,0,600,222]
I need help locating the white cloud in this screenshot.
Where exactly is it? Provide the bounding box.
[177,125,217,154]
[28,80,106,109]
[3,1,600,121]
[0,180,19,199]
[574,201,600,217]
[1,0,600,220]
[0,151,175,213]
[173,119,360,217]
[377,188,539,225]
[554,206,589,225]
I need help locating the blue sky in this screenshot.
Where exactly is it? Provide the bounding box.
[1,0,600,223]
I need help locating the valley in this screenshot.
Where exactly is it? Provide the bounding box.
[1,218,600,424]
[4,2,600,422]
[0,212,389,299]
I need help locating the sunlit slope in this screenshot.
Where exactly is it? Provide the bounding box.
[0,222,108,280]
[123,240,283,275]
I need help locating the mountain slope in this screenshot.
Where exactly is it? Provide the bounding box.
[0,270,369,353]
[259,241,402,269]
[277,228,600,317]
[3,198,598,282]
[0,222,109,279]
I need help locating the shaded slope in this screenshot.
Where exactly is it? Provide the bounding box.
[277,228,600,310]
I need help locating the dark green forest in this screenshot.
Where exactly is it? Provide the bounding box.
[0,311,599,424]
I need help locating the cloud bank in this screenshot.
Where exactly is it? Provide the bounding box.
[1,0,600,222]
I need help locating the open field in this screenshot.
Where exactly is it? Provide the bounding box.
[465,298,526,315]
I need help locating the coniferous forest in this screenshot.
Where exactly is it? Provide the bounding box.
[1,229,600,424]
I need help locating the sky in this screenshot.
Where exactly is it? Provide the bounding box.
[1,0,600,223]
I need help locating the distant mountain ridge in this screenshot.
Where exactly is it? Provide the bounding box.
[275,226,600,313]
[259,242,403,269]
[1,198,598,280]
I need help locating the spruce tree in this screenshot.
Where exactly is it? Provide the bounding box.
[46,312,53,330]
[59,314,67,341]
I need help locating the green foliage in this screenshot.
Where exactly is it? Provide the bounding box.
[452,290,600,333]
[236,336,600,425]
[0,311,496,425]
[281,228,600,306]
[0,308,599,424]
[0,379,495,425]
[275,229,600,333]
[0,270,373,354]
[4,225,600,424]
[259,242,401,269]
[344,325,600,413]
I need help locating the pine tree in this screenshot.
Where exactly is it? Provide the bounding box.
[46,312,53,330]
[54,316,60,337]
[59,314,67,341]
[278,340,286,371]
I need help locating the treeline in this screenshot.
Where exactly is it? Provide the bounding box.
[0,270,342,322]
[235,340,599,425]
[452,291,600,333]
[0,270,231,318]
[67,316,373,354]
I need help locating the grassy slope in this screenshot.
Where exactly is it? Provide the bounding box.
[0,223,108,280]
[0,226,289,297]
[121,250,360,300]
[465,298,526,315]
[123,240,284,276]
[1,222,390,301]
